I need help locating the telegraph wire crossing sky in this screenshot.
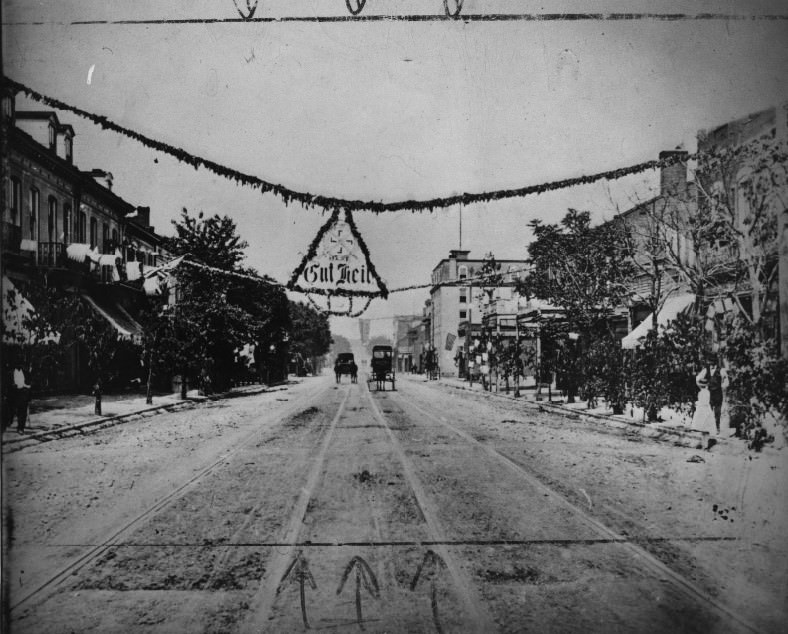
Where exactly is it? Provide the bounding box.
[4,0,788,338]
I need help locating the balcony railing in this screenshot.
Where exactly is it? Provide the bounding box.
[37,242,66,267]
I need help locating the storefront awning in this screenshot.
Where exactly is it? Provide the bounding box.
[2,276,60,345]
[621,293,695,349]
[81,292,143,342]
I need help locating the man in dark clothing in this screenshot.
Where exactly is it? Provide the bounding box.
[12,364,31,433]
[701,354,727,435]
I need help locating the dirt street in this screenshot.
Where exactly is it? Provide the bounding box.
[3,374,787,633]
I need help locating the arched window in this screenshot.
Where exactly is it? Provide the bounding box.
[48,196,57,242]
[458,265,468,280]
[102,222,110,254]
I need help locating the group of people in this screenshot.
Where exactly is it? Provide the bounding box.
[692,353,728,436]
[3,363,32,434]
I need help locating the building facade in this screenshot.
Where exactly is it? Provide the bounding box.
[2,91,171,391]
[429,250,528,377]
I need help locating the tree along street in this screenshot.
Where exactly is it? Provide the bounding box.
[5,375,786,633]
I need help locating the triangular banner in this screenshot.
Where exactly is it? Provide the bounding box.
[288,208,388,299]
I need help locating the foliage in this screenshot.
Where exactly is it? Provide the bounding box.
[154,208,291,393]
[721,312,788,450]
[71,299,136,414]
[580,333,627,413]
[519,209,633,332]
[288,301,332,363]
[518,209,633,406]
[628,312,706,421]
[165,208,248,270]
[1,273,79,391]
[694,137,787,323]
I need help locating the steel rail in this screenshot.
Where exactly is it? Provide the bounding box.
[391,387,762,634]
[363,382,499,633]
[7,382,336,613]
[238,385,352,634]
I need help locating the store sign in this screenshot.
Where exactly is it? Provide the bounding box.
[288,208,388,298]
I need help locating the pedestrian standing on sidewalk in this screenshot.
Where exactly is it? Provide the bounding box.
[12,362,32,433]
[696,353,728,435]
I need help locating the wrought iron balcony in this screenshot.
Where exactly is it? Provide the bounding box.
[37,242,66,267]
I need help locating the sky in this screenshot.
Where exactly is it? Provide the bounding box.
[4,0,788,340]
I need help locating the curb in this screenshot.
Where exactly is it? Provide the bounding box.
[2,384,280,450]
[438,379,716,450]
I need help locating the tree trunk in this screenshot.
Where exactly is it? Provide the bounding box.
[180,370,188,399]
[146,361,154,405]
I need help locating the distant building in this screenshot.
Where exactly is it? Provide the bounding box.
[392,314,422,372]
[429,250,527,377]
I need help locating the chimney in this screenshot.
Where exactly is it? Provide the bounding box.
[90,169,114,191]
[135,206,151,228]
[658,150,688,199]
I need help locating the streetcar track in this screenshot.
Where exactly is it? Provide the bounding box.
[392,387,762,634]
[238,385,352,634]
[45,536,738,547]
[364,383,498,633]
[8,382,336,614]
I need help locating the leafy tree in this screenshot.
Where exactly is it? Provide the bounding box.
[694,137,787,327]
[288,301,332,374]
[72,301,135,415]
[156,208,287,395]
[165,208,248,270]
[518,209,634,411]
[722,312,788,450]
[2,273,79,392]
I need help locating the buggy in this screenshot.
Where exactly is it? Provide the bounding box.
[368,345,395,391]
[334,353,358,384]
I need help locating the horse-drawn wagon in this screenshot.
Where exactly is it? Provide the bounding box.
[368,345,395,391]
[334,353,358,384]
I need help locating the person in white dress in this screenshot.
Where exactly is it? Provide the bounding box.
[691,382,717,434]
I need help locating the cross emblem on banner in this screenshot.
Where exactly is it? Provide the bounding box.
[326,227,356,259]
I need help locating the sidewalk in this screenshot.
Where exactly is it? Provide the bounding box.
[430,374,740,450]
[2,383,275,447]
